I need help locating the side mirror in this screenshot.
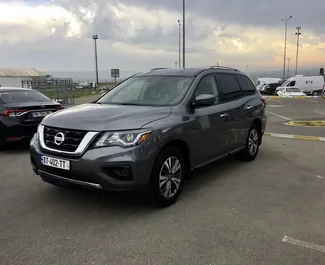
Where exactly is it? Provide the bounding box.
[193,94,216,107]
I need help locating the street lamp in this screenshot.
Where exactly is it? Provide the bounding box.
[182,0,185,69]
[178,20,181,69]
[287,58,290,79]
[92,34,99,86]
[281,15,292,80]
[295,27,302,75]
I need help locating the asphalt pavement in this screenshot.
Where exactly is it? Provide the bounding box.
[1,97,325,264]
[266,97,325,137]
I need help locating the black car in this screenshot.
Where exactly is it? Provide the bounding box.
[261,81,283,95]
[0,87,63,147]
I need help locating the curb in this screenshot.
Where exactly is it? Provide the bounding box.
[264,132,325,142]
[284,121,325,127]
[263,95,323,99]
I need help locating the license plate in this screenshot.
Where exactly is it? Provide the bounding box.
[32,111,52,118]
[41,155,70,170]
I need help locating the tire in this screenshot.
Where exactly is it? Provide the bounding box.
[149,146,185,207]
[238,124,261,162]
[322,90,325,99]
[312,91,319,96]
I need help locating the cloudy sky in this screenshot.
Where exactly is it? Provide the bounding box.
[0,0,324,73]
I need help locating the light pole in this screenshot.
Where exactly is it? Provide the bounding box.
[92,34,99,86]
[295,27,302,75]
[287,58,290,79]
[178,20,181,69]
[175,62,178,68]
[282,16,292,80]
[182,0,185,69]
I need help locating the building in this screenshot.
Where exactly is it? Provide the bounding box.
[0,68,46,88]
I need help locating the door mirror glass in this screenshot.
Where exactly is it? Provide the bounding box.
[193,94,216,106]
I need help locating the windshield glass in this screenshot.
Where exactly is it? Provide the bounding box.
[0,90,52,104]
[98,76,194,106]
[281,80,290,87]
[286,88,301,93]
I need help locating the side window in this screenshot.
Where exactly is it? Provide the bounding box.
[194,74,219,100]
[288,81,296,87]
[235,75,256,95]
[216,74,242,100]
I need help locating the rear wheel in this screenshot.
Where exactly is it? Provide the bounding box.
[239,124,260,162]
[312,91,319,96]
[149,146,185,207]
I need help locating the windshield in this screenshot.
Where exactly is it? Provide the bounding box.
[0,90,52,104]
[281,80,290,87]
[286,88,301,93]
[98,75,194,106]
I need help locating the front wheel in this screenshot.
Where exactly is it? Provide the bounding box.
[322,90,325,99]
[149,146,185,207]
[312,91,319,96]
[238,124,261,162]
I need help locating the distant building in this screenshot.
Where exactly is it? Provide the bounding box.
[0,68,46,88]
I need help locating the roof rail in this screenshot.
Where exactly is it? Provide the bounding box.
[208,65,239,72]
[150,68,172,71]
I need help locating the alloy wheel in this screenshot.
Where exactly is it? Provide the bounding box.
[159,156,182,198]
[248,129,259,156]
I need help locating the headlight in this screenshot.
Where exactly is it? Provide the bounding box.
[94,129,152,148]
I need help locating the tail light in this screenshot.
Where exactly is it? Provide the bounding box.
[1,110,28,117]
[261,97,267,105]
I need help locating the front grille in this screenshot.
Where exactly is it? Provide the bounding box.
[43,126,88,152]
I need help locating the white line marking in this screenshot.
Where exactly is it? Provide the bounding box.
[282,236,325,253]
[315,111,325,115]
[316,175,325,179]
[308,99,318,103]
[266,111,292,121]
[269,105,283,108]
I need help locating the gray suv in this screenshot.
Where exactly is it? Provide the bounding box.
[30,66,267,207]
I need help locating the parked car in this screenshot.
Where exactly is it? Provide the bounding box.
[0,87,63,147]
[256,77,282,91]
[259,81,283,95]
[276,75,324,96]
[276,87,306,98]
[30,66,267,207]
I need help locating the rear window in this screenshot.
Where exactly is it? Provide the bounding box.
[0,90,51,104]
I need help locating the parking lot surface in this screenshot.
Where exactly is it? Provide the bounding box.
[266,97,325,137]
[1,98,325,265]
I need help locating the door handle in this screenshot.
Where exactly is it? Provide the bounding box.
[220,113,228,118]
[246,105,253,110]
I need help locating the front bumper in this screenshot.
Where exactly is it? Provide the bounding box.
[30,135,157,191]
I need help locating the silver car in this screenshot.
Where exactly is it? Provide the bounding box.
[30,66,267,207]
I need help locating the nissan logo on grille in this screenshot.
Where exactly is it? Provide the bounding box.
[54,132,65,146]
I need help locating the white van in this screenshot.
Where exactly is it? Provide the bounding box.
[275,75,325,96]
[256,78,282,91]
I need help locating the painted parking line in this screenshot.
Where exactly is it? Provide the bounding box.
[264,132,325,142]
[282,235,325,253]
[315,111,325,115]
[266,111,292,121]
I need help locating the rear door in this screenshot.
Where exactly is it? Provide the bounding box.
[215,73,253,151]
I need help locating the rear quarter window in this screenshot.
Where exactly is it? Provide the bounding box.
[235,75,257,95]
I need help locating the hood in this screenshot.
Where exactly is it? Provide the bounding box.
[41,103,171,131]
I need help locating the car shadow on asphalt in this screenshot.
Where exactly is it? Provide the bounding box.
[39,155,243,215]
[0,140,30,154]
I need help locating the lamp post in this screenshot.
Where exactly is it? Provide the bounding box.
[175,62,178,68]
[287,58,290,79]
[182,0,185,69]
[178,20,181,69]
[92,34,99,86]
[295,27,302,75]
[281,16,292,80]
